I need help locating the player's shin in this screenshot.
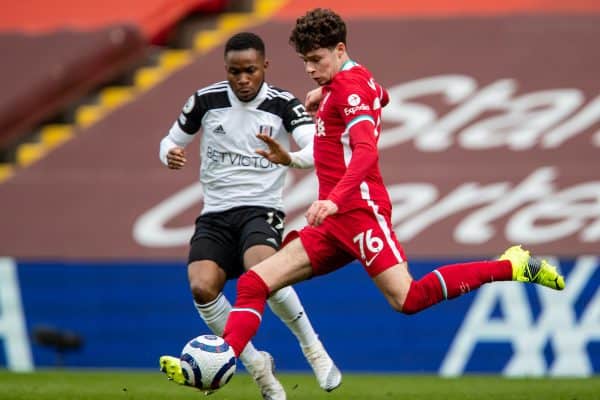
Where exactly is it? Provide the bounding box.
[194,294,264,366]
[223,270,270,356]
[268,285,342,392]
[267,286,319,348]
[194,293,229,334]
[402,260,512,314]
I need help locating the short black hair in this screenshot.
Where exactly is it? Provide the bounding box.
[224,32,265,57]
[289,8,346,54]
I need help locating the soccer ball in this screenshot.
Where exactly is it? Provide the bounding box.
[180,334,237,391]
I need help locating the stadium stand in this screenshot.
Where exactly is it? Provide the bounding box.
[275,0,600,18]
[0,0,228,42]
[0,27,145,156]
[0,0,228,159]
[0,0,597,259]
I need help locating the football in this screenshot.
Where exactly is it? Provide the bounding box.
[180,334,237,391]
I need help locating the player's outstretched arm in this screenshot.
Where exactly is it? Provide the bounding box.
[255,133,292,166]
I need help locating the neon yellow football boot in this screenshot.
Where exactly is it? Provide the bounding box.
[159,355,187,385]
[499,245,565,290]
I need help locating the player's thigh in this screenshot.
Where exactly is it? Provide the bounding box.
[330,208,406,277]
[252,237,313,292]
[372,262,413,311]
[189,214,244,279]
[188,259,227,303]
[243,245,277,270]
[294,225,355,276]
[238,207,284,269]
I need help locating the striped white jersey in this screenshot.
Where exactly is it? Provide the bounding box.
[162,81,315,214]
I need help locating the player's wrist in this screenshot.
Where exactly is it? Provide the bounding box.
[325,198,340,211]
[285,153,297,167]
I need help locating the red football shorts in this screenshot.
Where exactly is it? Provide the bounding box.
[291,206,407,278]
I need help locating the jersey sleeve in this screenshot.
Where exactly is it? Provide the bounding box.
[332,78,377,130]
[377,83,389,107]
[285,98,315,168]
[289,123,315,169]
[282,98,314,133]
[326,77,380,211]
[158,91,207,165]
[176,91,208,134]
[326,121,378,211]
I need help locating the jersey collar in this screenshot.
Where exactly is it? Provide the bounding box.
[340,59,358,71]
[227,81,269,107]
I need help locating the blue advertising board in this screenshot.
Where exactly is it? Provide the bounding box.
[0,257,598,375]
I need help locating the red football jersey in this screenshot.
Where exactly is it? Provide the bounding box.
[314,61,390,214]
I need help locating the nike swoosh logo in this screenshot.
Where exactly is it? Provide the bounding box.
[365,252,380,267]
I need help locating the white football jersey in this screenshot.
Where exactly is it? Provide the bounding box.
[166,81,314,214]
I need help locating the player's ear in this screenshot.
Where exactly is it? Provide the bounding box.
[263,59,270,70]
[335,42,346,58]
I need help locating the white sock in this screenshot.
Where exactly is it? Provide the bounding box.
[267,286,319,349]
[195,293,262,368]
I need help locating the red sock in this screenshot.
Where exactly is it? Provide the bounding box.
[402,260,512,314]
[223,270,270,357]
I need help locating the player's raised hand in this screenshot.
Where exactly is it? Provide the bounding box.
[306,199,338,227]
[255,133,292,166]
[166,147,186,169]
[305,87,323,117]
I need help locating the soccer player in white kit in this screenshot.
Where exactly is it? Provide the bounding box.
[158,32,341,399]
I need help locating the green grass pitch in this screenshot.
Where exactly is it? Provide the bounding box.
[1,370,599,400]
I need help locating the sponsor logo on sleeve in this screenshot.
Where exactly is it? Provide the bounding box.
[182,95,195,114]
[348,93,361,106]
[290,116,314,126]
[290,104,313,126]
[344,93,371,116]
[344,104,371,116]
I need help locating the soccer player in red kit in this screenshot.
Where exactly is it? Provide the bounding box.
[219,8,565,386]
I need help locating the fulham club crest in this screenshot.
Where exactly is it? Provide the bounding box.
[259,125,274,137]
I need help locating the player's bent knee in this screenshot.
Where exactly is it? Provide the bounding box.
[189,279,222,304]
[399,302,419,315]
[386,297,409,314]
[400,286,432,314]
[396,282,422,315]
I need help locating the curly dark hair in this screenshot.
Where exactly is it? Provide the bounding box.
[289,8,346,54]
